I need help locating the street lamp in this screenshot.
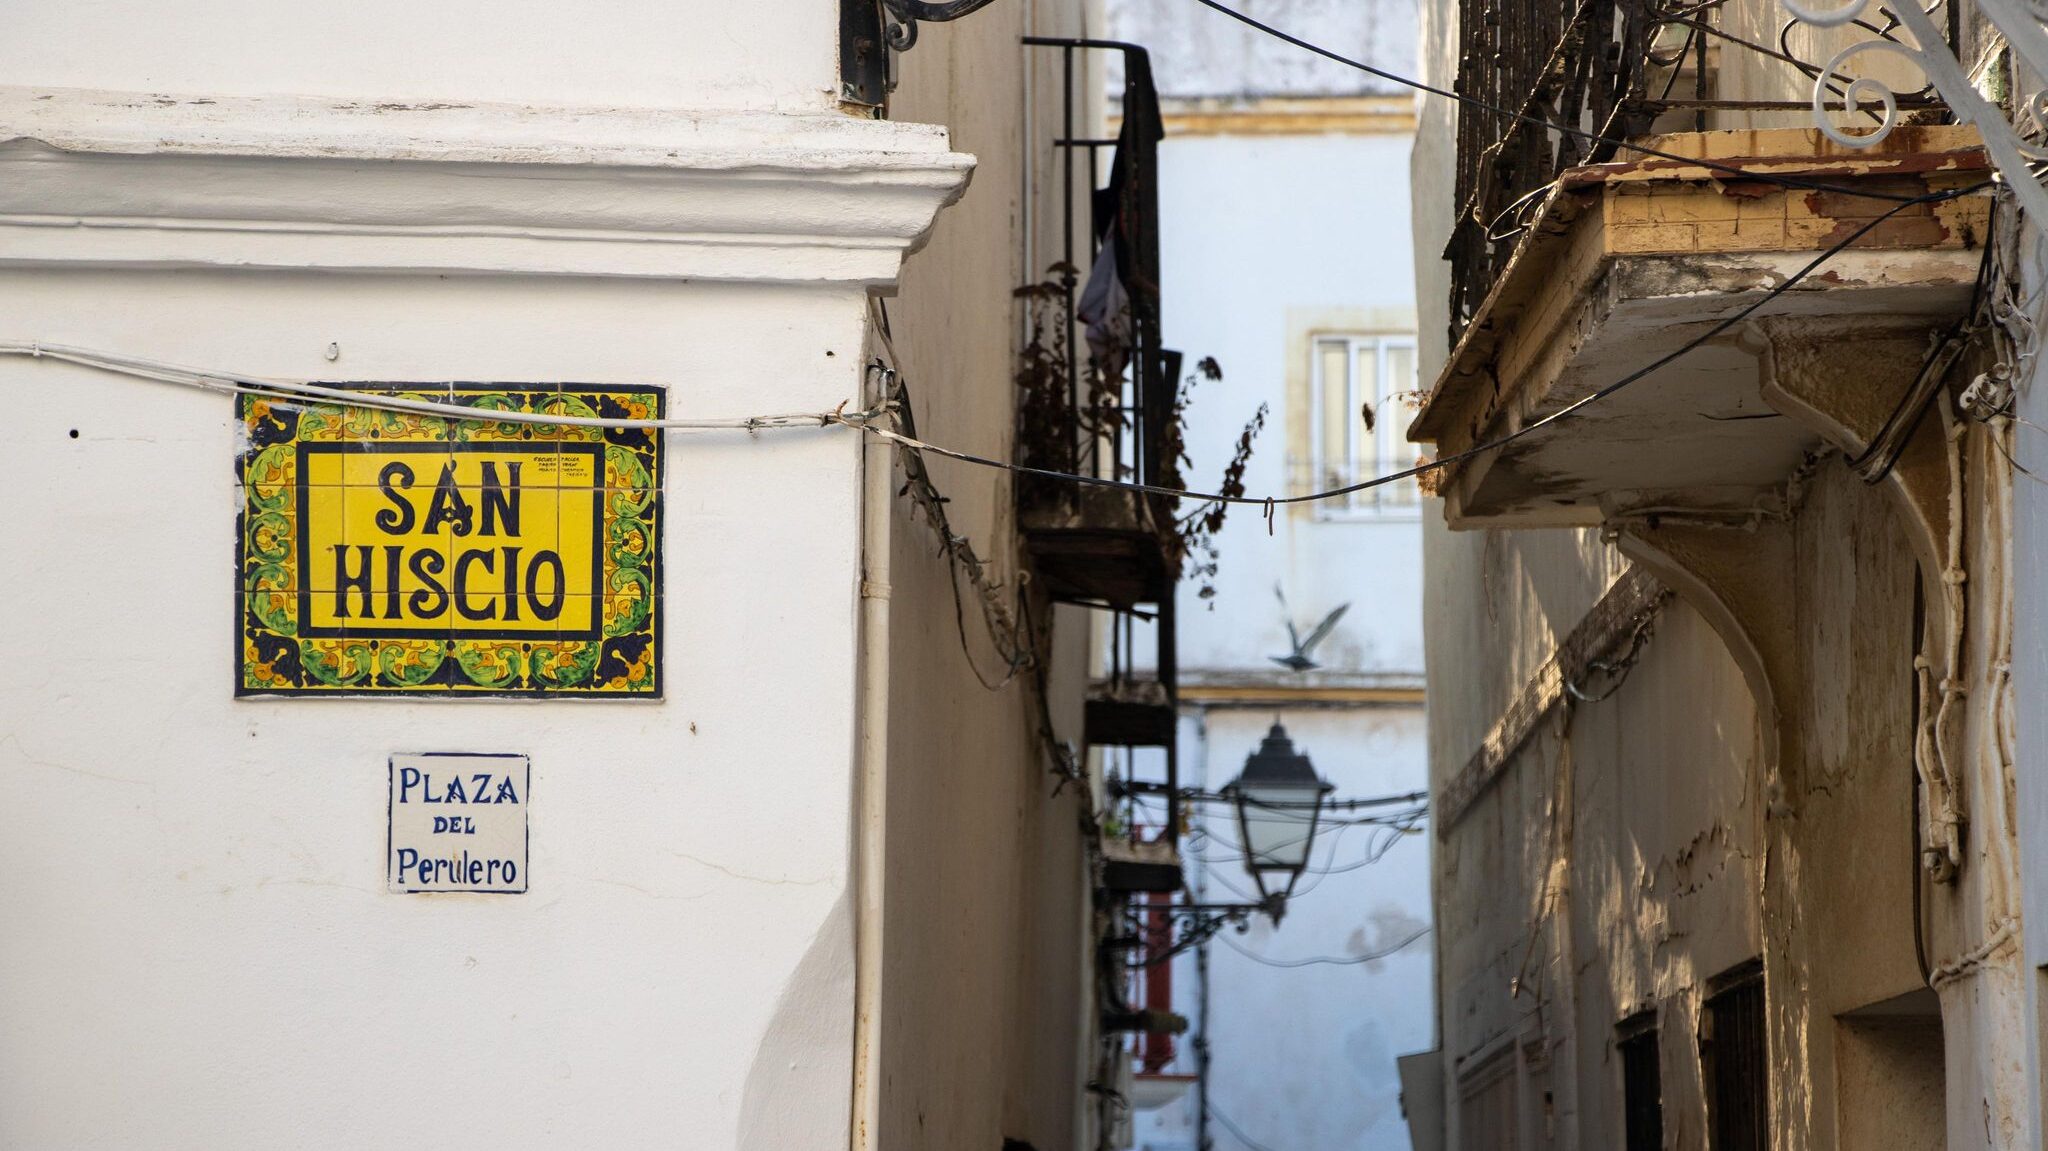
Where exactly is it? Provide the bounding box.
[1222,722,1333,907]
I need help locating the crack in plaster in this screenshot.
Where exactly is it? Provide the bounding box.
[1,732,159,790]
[668,848,830,887]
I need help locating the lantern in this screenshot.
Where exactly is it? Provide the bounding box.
[1222,722,1333,903]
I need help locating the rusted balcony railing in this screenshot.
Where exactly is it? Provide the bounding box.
[1023,36,1182,850]
[1019,37,1176,605]
[1446,0,1956,345]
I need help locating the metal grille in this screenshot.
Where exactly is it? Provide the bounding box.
[1704,971,1767,1151]
[1022,35,1181,839]
[1618,1021,1663,1151]
[1019,36,1169,494]
[1447,0,1650,344]
[1444,1,1957,348]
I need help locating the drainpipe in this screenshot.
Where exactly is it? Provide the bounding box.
[1195,936,1213,1151]
[851,359,894,1151]
[1191,707,1212,1151]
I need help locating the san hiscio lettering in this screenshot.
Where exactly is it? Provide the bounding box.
[300,444,602,638]
[335,460,563,625]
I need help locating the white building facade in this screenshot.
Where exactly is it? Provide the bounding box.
[0,3,1115,1149]
[1100,2,1435,1148]
[1406,2,2048,1148]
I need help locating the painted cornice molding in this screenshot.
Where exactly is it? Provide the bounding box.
[0,86,977,284]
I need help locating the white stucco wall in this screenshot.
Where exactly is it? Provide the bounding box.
[0,1,841,112]
[0,270,870,1149]
[1123,128,1427,680]
[0,4,1086,1145]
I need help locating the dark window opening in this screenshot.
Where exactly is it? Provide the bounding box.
[1702,962,1767,1151]
[1617,1011,1663,1151]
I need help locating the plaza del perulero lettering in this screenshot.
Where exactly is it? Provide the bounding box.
[391,763,524,890]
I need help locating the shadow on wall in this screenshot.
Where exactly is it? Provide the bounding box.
[737,892,854,1150]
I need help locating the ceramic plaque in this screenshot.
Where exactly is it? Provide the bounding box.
[237,384,663,697]
[388,752,530,893]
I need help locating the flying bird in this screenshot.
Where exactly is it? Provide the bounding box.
[1270,584,1350,672]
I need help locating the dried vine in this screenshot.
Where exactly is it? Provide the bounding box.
[1012,269,1267,601]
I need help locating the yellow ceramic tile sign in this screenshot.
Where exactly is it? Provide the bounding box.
[300,447,598,634]
[238,385,663,697]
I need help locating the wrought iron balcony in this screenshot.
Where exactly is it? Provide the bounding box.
[1021,35,1185,867]
[1446,0,1956,346]
[1018,36,1179,612]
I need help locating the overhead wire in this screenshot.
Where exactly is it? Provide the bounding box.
[1127,786,1430,811]
[1185,0,1940,203]
[1206,1103,1286,1151]
[1301,825,1421,875]
[840,179,1991,507]
[1184,807,1431,854]
[872,363,1034,692]
[1849,192,2002,484]
[1563,608,1660,704]
[1219,924,1433,969]
[1180,795,1426,906]
[1287,816,1425,899]
[1186,822,1419,872]
[3,182,1987,516]
[0,341,871,431]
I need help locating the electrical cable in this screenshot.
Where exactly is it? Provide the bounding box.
[1325,790,1429,810]
[1300,825,1420,876]
[879,369,1033,691]
[1188,806,1429,865]
[1141,789,1433,825]
[1184,803,1424,911]
[1206,1103,1286,1151]
[1563,609,1660,704]
[1178,808,1428,873]
[1186,824,1417,873]
[1232,789,1429,812]
[3,183,1986,513]
[1849,191,2001,485]
[1192,851,1264,905]
[1186,0,1944,203]
[1218,924,1433,969]
[1287,816,1426,899]
[1987,425,2048,485]
[1133,786,1430,811]
[841,180,1991,507]
[1277,819,1372,899]
[0,341,870,431]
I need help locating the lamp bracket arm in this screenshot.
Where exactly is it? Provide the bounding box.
[879,0,1007,50]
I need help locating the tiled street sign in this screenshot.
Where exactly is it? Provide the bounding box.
[236,385,663,697]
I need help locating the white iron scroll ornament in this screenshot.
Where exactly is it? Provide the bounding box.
[1780,0,2048,223]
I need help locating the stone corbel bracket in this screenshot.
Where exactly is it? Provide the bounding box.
[1615,316,1969,878]
[0,86,977,285]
